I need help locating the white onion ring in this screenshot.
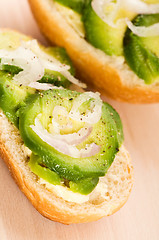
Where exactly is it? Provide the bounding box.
[30,118,100,158]
[0,40,86,89]
[126,20,159,37]
[92,0,159,32]
[79,143,101,158]
[53,126,93,145]
[123,0,159,14]
[28,82,63,90]
[23,40,86,88]
[0,46,44,85]
[69,92,102,124]
[22,40,70,72]
[92,0,123,28]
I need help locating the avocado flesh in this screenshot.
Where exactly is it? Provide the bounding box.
[29,153,61,185]
[0,71,35,127]
[69,177,99,195]
[29,153,99,195]
[19,89,123,182]
[54,0,85,13]
[124,14,159,84]
[82,1,135,56]
[105,103,124,146]
[139,14,159,58]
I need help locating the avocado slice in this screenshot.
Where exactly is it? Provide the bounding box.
[29,153,61,185]
[69,177,99,195]
[19,89,123,182]
[124,14,159,84]
[0,71,35,127]
[105,103,124,146]
[29,153,99,194]
[54,0,85,14]
[82,1,128,56]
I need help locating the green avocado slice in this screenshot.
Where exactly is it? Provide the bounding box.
[104,103,124,146]
[124,14,159,84]
[29,153,61,185]
[29,153,99,195]
[69,177,99,195]
[82,1,125,56]
[19,89,122,181]
[0,71,35,127]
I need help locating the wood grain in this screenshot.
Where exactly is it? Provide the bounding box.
[0,0,159,239]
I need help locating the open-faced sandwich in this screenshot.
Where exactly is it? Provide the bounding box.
[0,30,133,224]
[29,0,159,103]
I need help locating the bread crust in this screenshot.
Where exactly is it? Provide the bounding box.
[28,0,159,103]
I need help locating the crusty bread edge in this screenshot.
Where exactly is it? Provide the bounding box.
[28,0,159,103]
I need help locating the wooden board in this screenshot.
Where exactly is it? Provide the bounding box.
[0,1,159,239]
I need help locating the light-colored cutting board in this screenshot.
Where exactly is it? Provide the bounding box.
[0,1,159,239]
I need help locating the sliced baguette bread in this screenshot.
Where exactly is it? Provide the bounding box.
[0,110,133,224]
[0,29,133,224]
[28,0,159,103]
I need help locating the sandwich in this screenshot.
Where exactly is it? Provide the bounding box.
[29,0,159,103]
[0,30,133,224]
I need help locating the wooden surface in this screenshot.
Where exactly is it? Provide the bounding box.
[0,0,159,239]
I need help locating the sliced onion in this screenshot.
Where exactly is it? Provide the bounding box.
[23,40,87,88]
[30,118,100,158]
[69,92,102,124]
[0,39,86,89]
[123,0,159,14]
[126,20,159,37]
[41,58,70,72]
[52,126,92,146]
[0,46,44,85]
[92,0,122,28]
[92,0,159,29]
[61,70,87,88]
[28,82,64,90]
[35,115,92,146]
[22,40,70,71]
[32,117,80,158]
[80,143,101,158]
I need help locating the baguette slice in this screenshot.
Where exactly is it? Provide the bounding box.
[28,0,159,103]
[0,30,133,224]
[0,110,133,224]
